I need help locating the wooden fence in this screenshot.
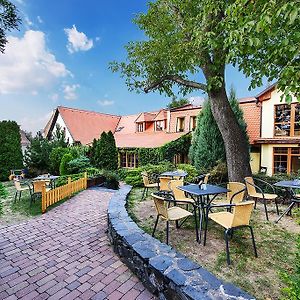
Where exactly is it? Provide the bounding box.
[42,172,87,213]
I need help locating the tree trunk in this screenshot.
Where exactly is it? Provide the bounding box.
[208,83,252,182]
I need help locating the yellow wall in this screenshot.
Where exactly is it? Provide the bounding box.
[250,152,260,174]
[261,89,298,138]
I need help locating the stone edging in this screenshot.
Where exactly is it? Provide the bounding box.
[107,185,255,300]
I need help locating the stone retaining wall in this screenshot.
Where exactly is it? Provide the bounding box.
[107,185,255,300]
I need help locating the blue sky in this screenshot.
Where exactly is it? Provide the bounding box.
[0,0,267,134]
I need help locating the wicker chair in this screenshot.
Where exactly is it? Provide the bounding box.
[204,201,258,265]
[245,177,279,221]
[13,179,32,202]
[159,176,172,193]
[32,180,51,204]
[151,193,199,244]
[168,179,195,205]
[141,172,159,200]
[212,182,246,207]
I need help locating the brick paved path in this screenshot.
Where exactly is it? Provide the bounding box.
[0,188,155,300]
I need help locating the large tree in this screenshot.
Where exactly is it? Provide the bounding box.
[189,87,249,171]
[0,121,23,181]
[0,0,21,53]
[111,0,299,181]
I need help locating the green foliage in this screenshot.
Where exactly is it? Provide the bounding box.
[0,120,23,181]
[90,131,118,170]
[0,182,7,215]
[0,0,21,53]
[25,125,69,175]
[124,168,143,187]
[67,156,91,174]
[161,134,192,162]
[138,148,163,166]
[111,0,300,100]
[167,97,189,109]
[102,170,119,190]
[208,161,228,184]
[49,147,69,175]
[176,164,197,183]
[189,93,249,170]
[59,153,74,176]
[281,236,300,299]
[55,172,86,187]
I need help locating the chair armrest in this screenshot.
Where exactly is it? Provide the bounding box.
[230,187,246,203]
[245,179,265,198]
[254,178,276,194]
[209,203,236,208]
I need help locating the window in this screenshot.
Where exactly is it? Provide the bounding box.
[137,122,144,132]
[274,103,300,136]
[190,116,197,131]
[176,117,185,132]
[119,152,139,168]
[155,120,164,131]
[273,147,300,174]
[120,153,127,168]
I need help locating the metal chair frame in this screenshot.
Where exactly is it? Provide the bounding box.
[245,177,279,221]
[203,202,258,265]
[152,192,199,244]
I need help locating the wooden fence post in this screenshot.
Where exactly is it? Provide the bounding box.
[42,184,46,213]
[84,172,87,189]
[68,177,71,197]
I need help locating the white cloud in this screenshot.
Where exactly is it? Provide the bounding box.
[64,25,93,53]
[189,96,205,106]
[0,30,70,94]
[95,37,100,42]
[49,93,59,102]
[97,99,114,106]
[63,84,80,100]
[20,111,53,134]
[37,16,43,24]
[24,15,33,27]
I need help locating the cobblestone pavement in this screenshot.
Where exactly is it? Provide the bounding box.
[0,188,156,300]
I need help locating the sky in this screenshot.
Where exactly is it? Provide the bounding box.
[0,0,268,134]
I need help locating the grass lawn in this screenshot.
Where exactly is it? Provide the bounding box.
[128,187,300,300]
[0,181,69,227]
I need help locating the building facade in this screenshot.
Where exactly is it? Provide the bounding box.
[256,84,300,176]
[44,99,261,170]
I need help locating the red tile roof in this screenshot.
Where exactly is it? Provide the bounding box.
[115,132,186,148]
[58,106,121,145]
[239,101,261,144]
[135,112,157,123]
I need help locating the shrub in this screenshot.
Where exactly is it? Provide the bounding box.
[90,131,118,170]
[118,168,128,181]
[67,156,91,174]
[0,182,7,215]
[49,147,69,175]
[141,161,175,178]
[59,153,74,176]
[281,236,300,299]
[102,170,119,190]
[124,168,143,187]
[207,161,228,184]
[0,121,23,181]
[55,172,85,187]
[176,164,198,183]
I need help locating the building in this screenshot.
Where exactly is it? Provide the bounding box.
[256,84,300,176]
[44,99,261,169]
[20,130,30,155]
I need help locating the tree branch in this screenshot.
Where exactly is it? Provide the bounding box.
[144,75,207,93]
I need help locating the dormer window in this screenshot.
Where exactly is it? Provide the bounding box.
[137,122,144,132]
[155,120,164,131]
[176,117,185,132]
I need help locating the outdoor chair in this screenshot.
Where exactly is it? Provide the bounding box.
[151,192,199,244]
[32,180,51,204]
[13,179,33,202]
[203,201,258,265]
[212,182,246,208]
[159,176,172,193]
[168,179,195,206]
[141,171,159,200]
[191,173,210,184]
[244,177,279,221]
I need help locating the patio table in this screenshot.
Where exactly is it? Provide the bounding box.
[274,180,300,223]
[33,175,60,188]
[160,170,188,179]
[178,183,228,243]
